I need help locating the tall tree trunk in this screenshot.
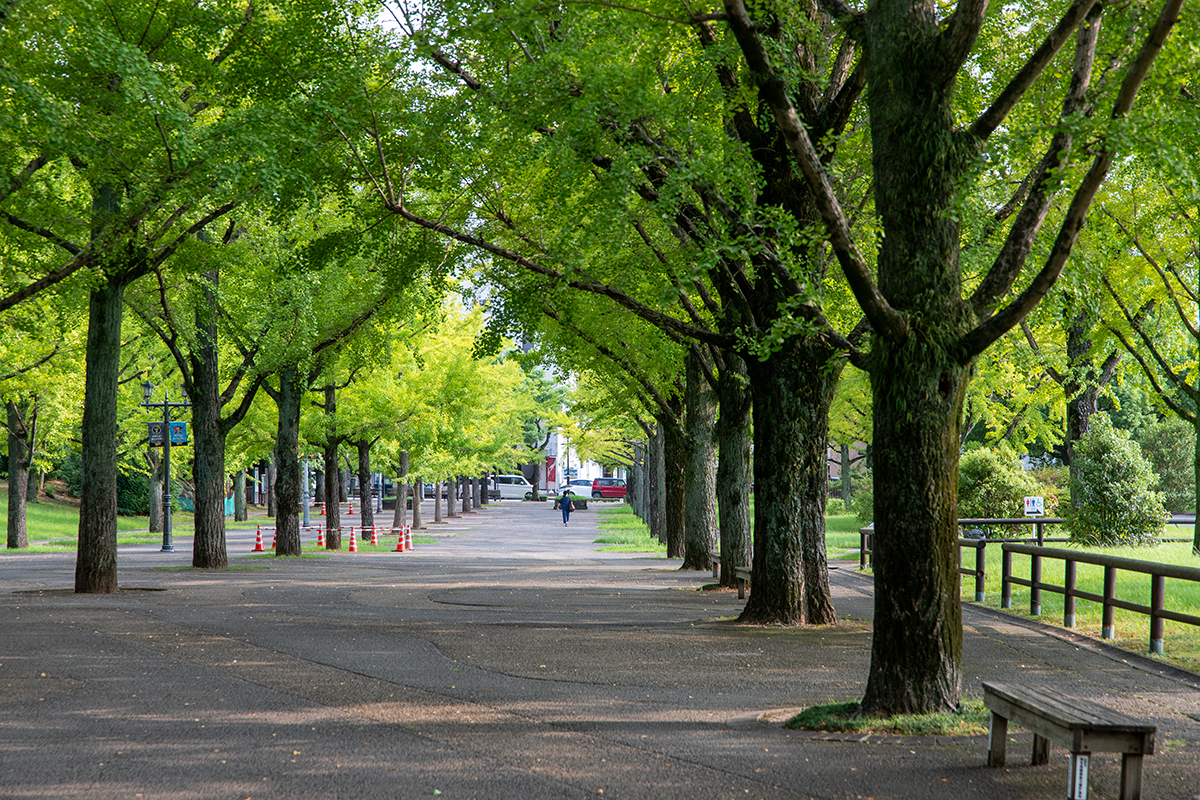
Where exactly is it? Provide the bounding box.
[6,399,30,549]
[272,368,303,556]
[392,451,410,528]
[147,450,163,533]
[1059,308,1119,470]
[715,356,753,588]
[660,410,686,559]
[531,460,543,501]
[23,403,39,505]
[1193,419,1199,555]
[356,440,374,529]
[433,481,444,523]
[862,336,968,714]
[648,426,664,541]
[323,384,341,549]
[267,455,277,518]
[858,16,969,712]
[683,350,718,570]
[480,471,490,506]
[461,475,471,513]
[27,465,41,504]
[314,470,325,504]
[840,443,854,505]
[76,273,129,592]
[339,469,348,502]
[740,345,839,625]
[445,478,456,518]
[234,470,248,521]
[631,441,646,519]
[191,269,228,568]
[412,480,424,529]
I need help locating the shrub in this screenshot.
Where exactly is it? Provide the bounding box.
[851,486,874,525]
[957,448,1040,521]
[1030,465,1068,513]
[1066,414,1165,546]
[52,449,153,515]
[825,497,846,515]
[1137,419,1195,514]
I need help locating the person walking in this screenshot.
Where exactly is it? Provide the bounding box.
[561,493,575,526]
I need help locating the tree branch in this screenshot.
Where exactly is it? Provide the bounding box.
[722,0,907,343]
[0,154,50,205]
[969,2,1102,317]
[389,200,735,350]
[939,0,990,81]
[970,0,1100,139]
[956,0,1184,361]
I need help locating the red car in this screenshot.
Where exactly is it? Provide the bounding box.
[591,477,627,499]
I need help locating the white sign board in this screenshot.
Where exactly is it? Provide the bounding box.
[1024,496,1045,517]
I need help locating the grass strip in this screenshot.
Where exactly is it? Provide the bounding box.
[593,505,665,553]
[784,700,989,736]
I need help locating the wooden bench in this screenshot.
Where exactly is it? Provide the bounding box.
[982,681,1155,800]
[733,567,751,600]
[709,550,721,580]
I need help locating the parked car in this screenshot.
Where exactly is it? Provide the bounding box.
[559,479,592,495]
[591,477,627,499]
[492,474,534,500]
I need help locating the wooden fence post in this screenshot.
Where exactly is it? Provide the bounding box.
[1150,574,1165,654]
[1064,559,1077,628]
[1102,566,1117,639]
[1002,548,1013,609]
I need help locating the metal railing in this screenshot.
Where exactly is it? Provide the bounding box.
[1002,543,1200,654]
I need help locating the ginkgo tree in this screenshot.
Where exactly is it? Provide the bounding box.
[0,0,386,589]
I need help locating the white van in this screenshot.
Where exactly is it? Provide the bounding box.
[492,474,534,500]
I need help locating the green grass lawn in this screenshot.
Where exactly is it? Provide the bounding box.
[0,484,174,552]
[593,505,864,559]
[594,505,665,553]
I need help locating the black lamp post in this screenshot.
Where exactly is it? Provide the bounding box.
[141,380,190,552]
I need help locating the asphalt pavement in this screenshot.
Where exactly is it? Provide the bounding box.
[2,499,1199,799]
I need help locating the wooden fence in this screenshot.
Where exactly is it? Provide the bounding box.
[1002,543,1200,654]
[858,519,1199,653]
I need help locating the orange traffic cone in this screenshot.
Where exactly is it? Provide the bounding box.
[369,525,378,546]
[348,501,354,514]
[394,529,405,552]
[320,502,326,516]
[316,526,325,547]
[253,525,265,552]
[271,529,277,548]
[348,527,357,553]
[404,524,412,551]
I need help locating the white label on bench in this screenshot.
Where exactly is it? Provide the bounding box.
[1069,753,1089,800]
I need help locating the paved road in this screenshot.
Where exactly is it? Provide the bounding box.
[3,500,1199,799]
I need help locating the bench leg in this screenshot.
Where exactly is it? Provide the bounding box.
[736,577,745,600]
[1119,753,1143,800]
[1068,752,1090,800]
[1032,733,1050,766]
[987,712,1007,767]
